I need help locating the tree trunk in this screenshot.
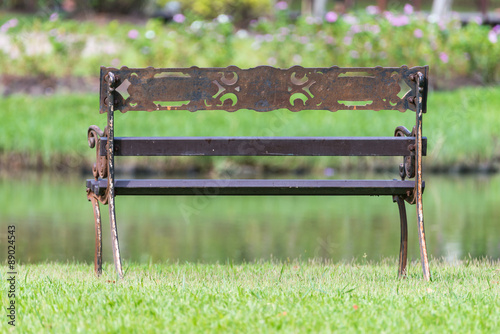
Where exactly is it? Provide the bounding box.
[378,0,387,12]
[313,0,327,19]
[430,0,454,22]
[302,0,313,16]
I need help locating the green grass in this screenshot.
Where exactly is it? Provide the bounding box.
[1,86,499,170]
[2,259,499,332]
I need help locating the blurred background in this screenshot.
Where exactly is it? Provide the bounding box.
[1,0,499,266]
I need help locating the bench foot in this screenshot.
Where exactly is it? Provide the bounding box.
[87,191,103,277]
[393,195,408,278]
[108,193,124,279]
[416,189,431,281]
[88,185,123,279]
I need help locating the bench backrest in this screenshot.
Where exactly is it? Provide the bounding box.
[95,65,428,171]
[99,65,428,114]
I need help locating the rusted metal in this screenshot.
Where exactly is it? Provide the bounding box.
[87,191,103,276]
[394,127,416,176]
[87,179,421,196]
[87,125,109,204]
[99,65,427,113]
[100,137,427,157]
[414,71,431,281]
[393,195,408,278]
[88,65,431,280]
[105,72,124,280]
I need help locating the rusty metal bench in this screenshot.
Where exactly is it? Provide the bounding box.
[86,65,431,280]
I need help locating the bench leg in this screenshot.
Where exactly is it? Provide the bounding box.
[89,195,103,277]
[416,187,431,281]
[393,196,408,278]
[414,70,431,281]
[108,193,124,279]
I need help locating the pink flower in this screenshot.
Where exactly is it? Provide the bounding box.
[488,30,498,44]
[325,36,335,44]
[50,13,59,21]
[275,1,288,10]
[342,14,358,25]
[128,29,139,39]
[173,13,185,23]
[493,25,500,34]
[471,16,483,25]
[305,16,316,25]
[388,15,409,27]
[366,6,379,15]
[404,4,414,15]
[439,52,449,63]
[0,18,18,33]
[350,24,362,34]
[414,29,423,38]
[325,11,338,23]
[279,27,290,35]
[350,50,360,59]
[368,24,380,34]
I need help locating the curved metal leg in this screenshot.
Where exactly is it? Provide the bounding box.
[393,195,408,278]
[105,73,124,279]
[414,71,431,281]
[88,195,103,277]
[108,190,124,279]
[416,185,430,281]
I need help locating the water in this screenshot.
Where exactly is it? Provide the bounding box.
[1,173,499,264]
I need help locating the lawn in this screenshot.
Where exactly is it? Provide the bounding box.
[2,259,499,332]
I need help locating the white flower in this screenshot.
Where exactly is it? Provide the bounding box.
[217,14,230,24]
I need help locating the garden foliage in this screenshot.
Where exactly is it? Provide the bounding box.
[0,5,499,84]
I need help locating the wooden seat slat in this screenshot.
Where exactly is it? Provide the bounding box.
[100,137,427,157]
[87,179,421,196]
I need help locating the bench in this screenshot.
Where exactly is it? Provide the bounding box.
[86,65,430,280]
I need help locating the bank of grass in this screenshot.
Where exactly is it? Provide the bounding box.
[1,85,500,171]
[2,259,499,332]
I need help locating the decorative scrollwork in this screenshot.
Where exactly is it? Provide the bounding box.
[87,125,109,204]
[394,125,417,204]
[394,125,416,181]
[99,65,428,113]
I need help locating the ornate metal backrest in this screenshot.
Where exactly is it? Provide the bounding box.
[99,65,428,114]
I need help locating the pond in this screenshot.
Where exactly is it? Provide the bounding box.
[1,173,499,265]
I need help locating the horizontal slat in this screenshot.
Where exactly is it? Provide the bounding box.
[100,137,427,157]
[87,179,420,196]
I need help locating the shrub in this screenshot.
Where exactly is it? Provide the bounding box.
[170,0,272,22]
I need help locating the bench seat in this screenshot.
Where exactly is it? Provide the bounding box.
[86,179,421,196]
